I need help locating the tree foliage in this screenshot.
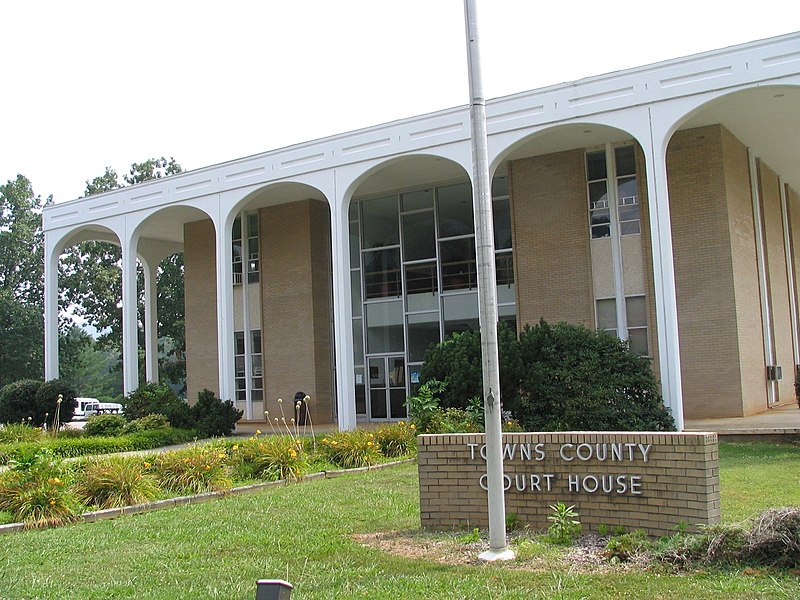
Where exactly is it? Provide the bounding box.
[420,319,675,432]
[0,176,48,386]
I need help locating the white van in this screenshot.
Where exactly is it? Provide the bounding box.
[73,398,124,419]
[73,397,100,420]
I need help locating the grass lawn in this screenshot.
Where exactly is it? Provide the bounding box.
[1,442,799,599]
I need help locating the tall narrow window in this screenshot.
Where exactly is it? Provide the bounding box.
[232,213,260,284]
[586,146,640,240]
[235,330,263,402]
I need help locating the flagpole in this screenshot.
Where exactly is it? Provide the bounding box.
[463,0,514,561]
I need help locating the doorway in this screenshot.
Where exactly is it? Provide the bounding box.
[367,355,407,420]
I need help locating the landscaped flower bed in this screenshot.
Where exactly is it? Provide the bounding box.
[0,423,417,529]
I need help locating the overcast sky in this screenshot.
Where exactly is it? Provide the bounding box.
[1,1,796,204]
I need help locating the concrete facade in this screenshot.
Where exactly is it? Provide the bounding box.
[41,33,800,430]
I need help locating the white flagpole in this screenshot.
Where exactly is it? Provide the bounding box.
[463,0,513,561]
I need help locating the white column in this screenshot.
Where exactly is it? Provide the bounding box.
[43,233,60,380]
[642,117,685,430]
[749,151,777,406]
[780,179,800,369]
[141,256,159,383]
[121,234,140,396]
[605,143,628,340]
[215,212,236,402]
[331,195,357,431]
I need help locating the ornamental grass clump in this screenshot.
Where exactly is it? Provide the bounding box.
[320,429,382,468]
[0,423,43,444]
[154,444,232,494]
[374,421,417,457]
[73,455,161,509]
[0,448,81,528]
[228,433,308,481]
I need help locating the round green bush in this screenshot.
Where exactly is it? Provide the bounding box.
[123,383,193,429]
[0,380,43,425]
[83,414,127,437]
[35,379,77,425]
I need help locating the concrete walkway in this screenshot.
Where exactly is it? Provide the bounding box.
[685,401,800,441]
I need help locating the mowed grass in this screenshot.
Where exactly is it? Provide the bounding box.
[0,442,798,599]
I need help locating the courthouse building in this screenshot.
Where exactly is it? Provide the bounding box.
[42,33,800,430]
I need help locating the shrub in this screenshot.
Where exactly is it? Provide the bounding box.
[73,455,161,509]
[0,380,43,425]
[122,413,171,434]
[155,444,232,494]
[35,379,77,425]
[0,423,43,444]
[406,380,447,434]
[320,429,382,468]
[374,421,417,457]
[83,414,127,437]
[0,449,81,528]
[190,389,242,438]
[419,321,523,415]
[517,320,675,431]
[123,383,194,429]
[228,434,307,481]
[420,319,676,432]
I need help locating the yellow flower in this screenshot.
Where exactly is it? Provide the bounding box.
[143,462,151,468]
[256,429,262,435]
[205,465,211,470]
[232,444,239,451]
[409,424,416,429]
[217,453,225,459]
[49,499,56,506]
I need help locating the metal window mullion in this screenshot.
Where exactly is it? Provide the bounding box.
[239,210,253,420]
[605,143,628,340]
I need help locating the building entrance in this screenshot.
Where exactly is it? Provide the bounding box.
[367,355,406,420]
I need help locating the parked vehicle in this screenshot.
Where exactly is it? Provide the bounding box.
[73,398,124,419]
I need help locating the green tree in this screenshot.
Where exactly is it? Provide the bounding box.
[0,175,48,386]
[0,290,43,386]
[0,175,48,307]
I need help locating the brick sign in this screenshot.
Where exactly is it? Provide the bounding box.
[418,432,720,537]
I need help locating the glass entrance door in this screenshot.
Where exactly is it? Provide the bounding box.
[367,355,407,420]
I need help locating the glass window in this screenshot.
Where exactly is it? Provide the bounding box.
[354,366,366,414]
[401,188,433,211]
[365,301,404,353]
[437,182,474,238]
[440,238,476,291]
[626,295,648,356]
[405,262,438,312]
[615,145,636,177]
[234,329,263,402]
[352,318,364,365]
[589,181,610,239]
[362,195,399,248]
[350,270,362,317]
[402,211,436,261]
[617,176,640,235]
[443,293,479,337]
[596,298,617,333]
[407,312,440,362]
[492,175,509,197]
[586,150,606,181]
[349,218,360,266]
[363,248,401,299]
[495,253,514,287]
[232,214,259,284]
[493,197,513,250]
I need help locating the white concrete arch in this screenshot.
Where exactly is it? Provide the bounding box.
[43,222,125,383]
